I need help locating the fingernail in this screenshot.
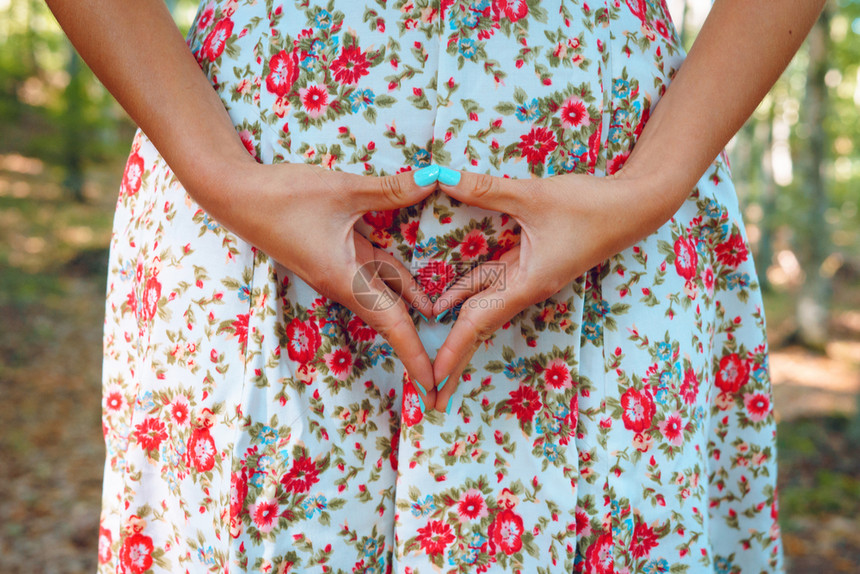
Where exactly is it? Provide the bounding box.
[416,310,431,323]
[437,166,461,186]
[414,381,427,397]
[436,375,450,391]
[445,395,455,415]
[412,164,440,187]
[416,392,426,413]
[436,308,451,321]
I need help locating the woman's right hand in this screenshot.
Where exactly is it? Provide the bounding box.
[207,161,439,398]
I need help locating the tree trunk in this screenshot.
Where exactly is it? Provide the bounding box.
[794,6,831,350]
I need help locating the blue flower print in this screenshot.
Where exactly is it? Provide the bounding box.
[459,38,477,59]
[258,425,278,445]
[413,237,439,259]
[411,495,436,517]
[515,97,540,122]
[543,443,559,462]
[412,148,431,167]
[657,341,672,361]
[727,272,750,290]
[349,88,375,113]
[583,321,601,342]
[592,299,610,317]
[715,557,734,574]
[368,342,393,366]
[612,78,630,99]
[198,546,217,567]
[314,9,332,29]
[504,357,527,380]
[643,558,670,574]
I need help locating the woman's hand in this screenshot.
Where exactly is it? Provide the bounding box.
[212,161,441,399]
[428,169,677,413]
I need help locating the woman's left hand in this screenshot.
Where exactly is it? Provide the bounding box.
[429,168,678,413]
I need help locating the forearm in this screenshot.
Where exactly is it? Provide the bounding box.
[616,0,826,225]
[45,0,256,209]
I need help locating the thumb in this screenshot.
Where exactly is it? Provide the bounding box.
[351,166,440,212]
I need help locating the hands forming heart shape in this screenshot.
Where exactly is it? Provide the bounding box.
[354,163,667,415]
[233,160,666,416]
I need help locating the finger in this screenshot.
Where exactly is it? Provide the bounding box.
[370,245,434,320]
[345,236,437,396]
[348,167,440,212]
[436,169,536,215]
[432,247,519,319]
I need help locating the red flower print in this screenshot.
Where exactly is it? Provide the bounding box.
[401,219,420,246]
[417,260,456,297]
[230,469,249,519]
[202,18,233,61]
[402,382,424,427]
[493,0,529,22]
[142,275,161,321]
[363,209,398,230]
[105,385,124,411]
[715,233,749,268]
[488,508,525,555]
[673,236,698,280]
[170,396,190,425]
[121,152,144,196]
[544,358,572,390]
[230,312,250,348]
[584,532,614,574]
[654,19,671,39]
[286,317,322,364]
[196,5,214,30]
[324,347,354,380]
[508,384,541,423]
[459,229,489,259]
[331,44,371,85]
[299,83,329,118]
[630,521,659,559]
[238,129,256,157]
[281,456,320,493]
[188,427,216,472]
[743,392,771,422]
[560,96,590,128]
[715,353,750,394]
[457,488,489,522]
[606,151,629,175]
[518,126,557,166]
[266,49,299,97]
[250,498,280,533]
[588,122,602,170]
[626,0,648,23]
[680,369,699,405]
[98,525,112,564]
[119,532,153,574]
[416,519,455,556]
[134,417,167,452]
[658,412,684,447]
[620,387,655,433]
[347,315,377,342]
[575,508,592,538]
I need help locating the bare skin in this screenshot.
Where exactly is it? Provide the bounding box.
[426,0,827,411]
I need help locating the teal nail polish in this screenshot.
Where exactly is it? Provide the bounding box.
[412,164,440,186]
[414,381,427,397]
[445,395,455,415]
[436,375,450,391]
[436,308,451,321]
[416,311,430,322]
[416,392,426,413]
[438,166,461,186]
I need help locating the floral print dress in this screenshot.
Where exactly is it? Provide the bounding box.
[98,1,783,573]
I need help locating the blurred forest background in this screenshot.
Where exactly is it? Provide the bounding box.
[0,0,858,572]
